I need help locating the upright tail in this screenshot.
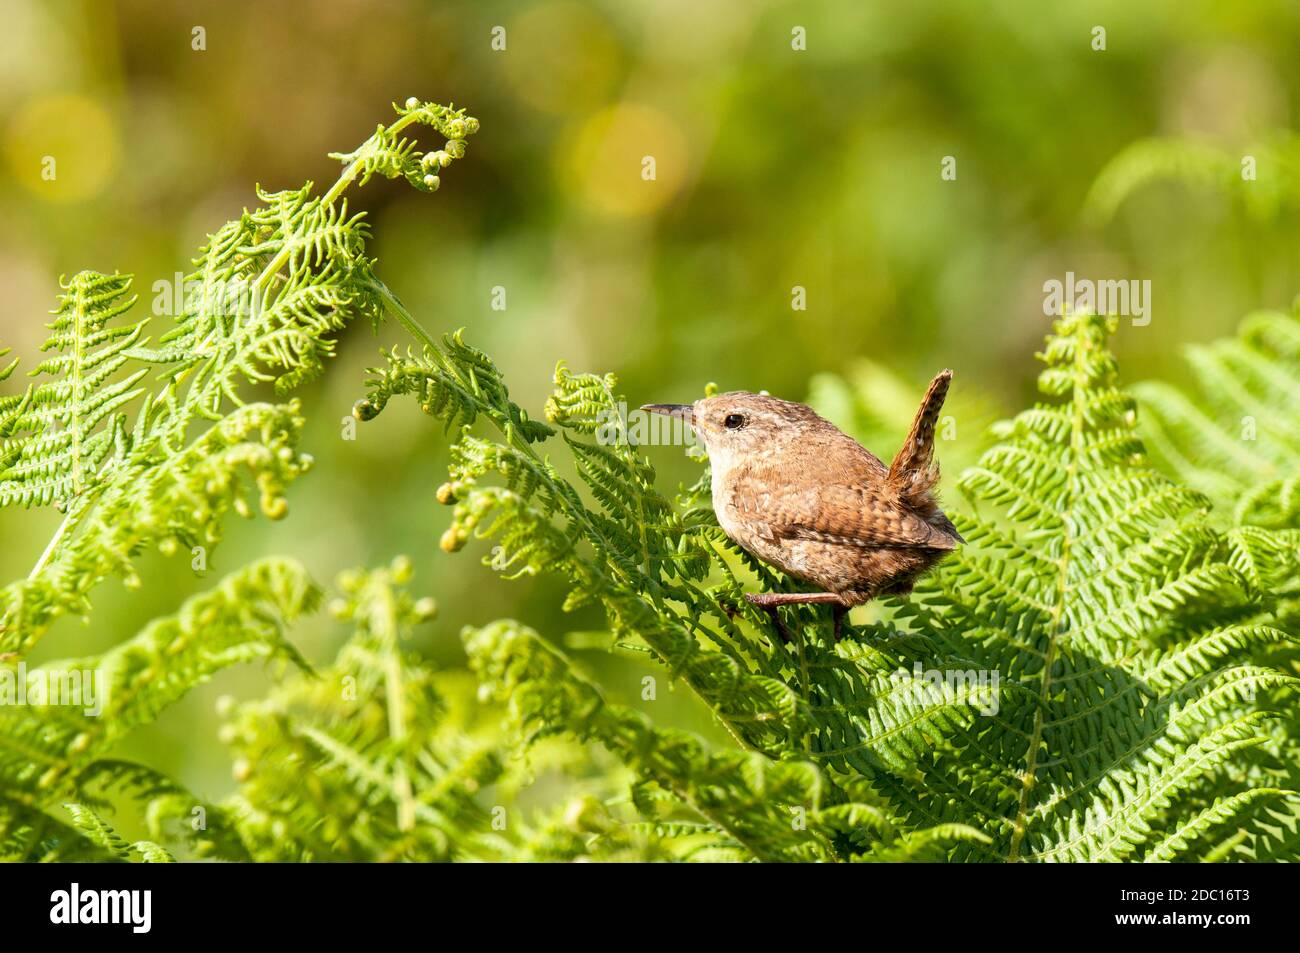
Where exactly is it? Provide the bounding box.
[887,369,952,509]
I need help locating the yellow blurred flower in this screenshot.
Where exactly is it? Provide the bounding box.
[4,93,119,202]
[564,102,689,218]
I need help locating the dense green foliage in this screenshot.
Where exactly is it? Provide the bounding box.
[1,558,314,861]
[1136,307,1300,531]
[0,98,475,658]
[360,310,1299,862]
[0,99,1296,863]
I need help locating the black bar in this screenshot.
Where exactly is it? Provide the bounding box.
[2,862,1282,940]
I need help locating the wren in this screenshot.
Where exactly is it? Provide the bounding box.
[643,370,962,641]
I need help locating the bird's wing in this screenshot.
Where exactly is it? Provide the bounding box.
[735,481,959,551]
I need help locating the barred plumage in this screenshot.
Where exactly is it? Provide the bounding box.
[645,372,961,641]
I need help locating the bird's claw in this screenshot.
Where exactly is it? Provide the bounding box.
[736,593,793,643]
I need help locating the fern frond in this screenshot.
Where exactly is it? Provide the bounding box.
[136,98,479,443]
[1126,305,1300,860]
[0,344,18,392]
[1130,305,1300,722]
[0,557,314,802]
[1135,307,1300,531]
[373,310,1297,862]
[361,335,1016,860]
[0,558,313,859]
[1085,134,1300,226]
[0,402,313,654]
[467,619,853,863]
[218,558,510,862]
[0,801,113,861]
[1142,787,1287,862]
[357,335,554,442]
[0,99,478,660]
[63,802,174,863]
[75,759,251,862]
[0,272,146,508]
[465,619,989,863]
[886,312,1299,861]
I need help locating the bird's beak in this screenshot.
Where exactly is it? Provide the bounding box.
[640,403,694,425]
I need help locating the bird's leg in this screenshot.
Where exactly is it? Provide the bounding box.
[832,604,847,643]
[758,604,792,643]
[744,592,846,644]
[744,592,845,607]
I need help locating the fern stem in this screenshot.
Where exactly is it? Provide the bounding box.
[321,112,422,208]
[247,111,423,306]
[1006,331,1088,862]
[29,498,90,580]
[69,283,87,498]
[371,280,442,356]
[629,760,787,862]
[373,576,417,833]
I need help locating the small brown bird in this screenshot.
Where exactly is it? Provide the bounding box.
[643,370,961,641]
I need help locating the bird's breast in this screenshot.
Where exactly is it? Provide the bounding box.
[713,475,778,545]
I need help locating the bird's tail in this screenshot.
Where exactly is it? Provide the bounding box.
[888,369,952,508]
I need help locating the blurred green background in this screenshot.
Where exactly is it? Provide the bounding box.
[3,0,1300,801]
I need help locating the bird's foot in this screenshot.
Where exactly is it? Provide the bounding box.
[741,596,790,643]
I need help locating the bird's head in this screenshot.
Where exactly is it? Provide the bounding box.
[640,392,824,471]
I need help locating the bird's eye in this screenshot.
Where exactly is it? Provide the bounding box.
[724,413,745,430]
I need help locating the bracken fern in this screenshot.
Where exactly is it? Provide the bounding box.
[0,97,488,859]
[3,96,1296,863]
[0,97,478,657]
[359,311,1299,862]
[0,558,315,861]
